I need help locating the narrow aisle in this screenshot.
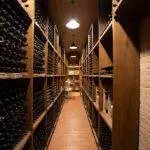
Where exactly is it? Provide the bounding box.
[48,92,98,150]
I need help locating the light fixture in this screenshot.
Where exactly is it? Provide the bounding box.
[70,55,77,58]
[70,41,77,49]
[66,19,80,29]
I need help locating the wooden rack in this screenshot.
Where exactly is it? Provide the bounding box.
[81,0,141,149]
[0,0,67,150]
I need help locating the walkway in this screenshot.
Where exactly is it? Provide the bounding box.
[48,92,98,150]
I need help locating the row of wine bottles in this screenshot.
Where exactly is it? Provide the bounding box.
[99,118,112,150]
[82,52,99,75]
[34,30,46,73]
[82,91,112,150]
[48,47,54,74]
[47,87,54,105]
[0,80,28,149]
[53,78,61,99]
[0,0,58,74]
[33,90,45,122]
[34,94,64,150]
[0,1,30,72]
[0,76,64,149]
[83,77,97,101]
[33,119,46,150]
[35,0,47,33]
[48,18,54,45]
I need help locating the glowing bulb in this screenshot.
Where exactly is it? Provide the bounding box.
[70,46,77,49]
[70,41,77,49]
[66,19,80,29]
[70,55,77,58]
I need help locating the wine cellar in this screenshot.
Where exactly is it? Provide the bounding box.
[1,0,150,150]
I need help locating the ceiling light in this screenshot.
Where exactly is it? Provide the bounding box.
[70,41,77,49]
[66,19,80,29]
[70,55,77,58]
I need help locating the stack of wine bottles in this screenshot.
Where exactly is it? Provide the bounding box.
[53,78,57,99]
[0,1,31,73]
[33,90,45,122]
[83,64,86,74]
[54,55,59,74]
[47,79,54,105]
[47,45,54,75]
[34,30,45,73]
[33,79,45,122]
[0,80,27,149]
[35,0,47,32]
[91,80,96,102]
[46,108,54,140]
[88,55,92,75]
[33,119,46,150]
[88,28,93,52]
[92,107,99,137]
[99,117,112,150]
[48,18,54,45]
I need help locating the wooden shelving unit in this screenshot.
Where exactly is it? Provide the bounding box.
[0,0,67,150]
[81,0,141,150]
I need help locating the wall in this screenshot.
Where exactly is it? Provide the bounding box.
[140,17,150,150]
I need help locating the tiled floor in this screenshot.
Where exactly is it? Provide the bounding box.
[48,92,98,150]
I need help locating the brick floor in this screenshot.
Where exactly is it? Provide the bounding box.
[48,92,98,150]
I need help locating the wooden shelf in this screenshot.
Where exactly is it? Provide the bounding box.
[33,111,47,131]
[47,88,64,111]
[83,75,99,77]
[100,111,112,131]
[46,100,65,149]
[93,101,99,112]
[35,22,47,41]
[14,131,31,150]
[100,74,113,79]
[81,22,112,66]
[83,100,101,150]
[47,39,67,67]
[13,0,32,22]
[82,86,99,113]
[47,74,54,77]
[47,75,65,77]
[0,73,30,79]
[33,74,46,78]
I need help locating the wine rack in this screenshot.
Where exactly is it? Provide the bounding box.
[33,118,46,150]
[33,78,45,122]
[35,0,47,33]
[34,27,46,74]
[0,0,67,150]
[81,0,141,149]
[88,26,93,53]
[0,79,28,149]
[47,44,54,75]
[46,108,54,140]
[0,0,31,73]
[47,78,53,105]
[99,117,112,150]
[48,17,54,45]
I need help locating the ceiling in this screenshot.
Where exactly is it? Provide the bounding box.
[48,0,98,65]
